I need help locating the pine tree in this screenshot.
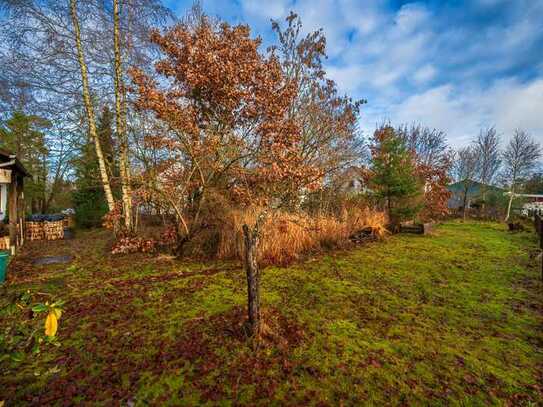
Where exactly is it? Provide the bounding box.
[370,125,422,224]
[0,111,50,212]
[72,107,116,227]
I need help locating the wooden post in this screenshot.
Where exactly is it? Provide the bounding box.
[17,176,24,247]
[8,174,18,254]
[535,214,543,281]
[540,217,543,282]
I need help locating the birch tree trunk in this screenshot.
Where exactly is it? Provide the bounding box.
[113,0,133,232]
[70,0,115,212]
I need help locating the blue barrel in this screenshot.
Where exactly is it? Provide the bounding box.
[0,251,9,283]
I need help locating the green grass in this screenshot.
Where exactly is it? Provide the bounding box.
[1,221,542,405]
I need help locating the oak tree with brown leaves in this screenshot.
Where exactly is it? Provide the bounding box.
[270,12,365,209]
[130,15,321,335]
[397,124,452,220]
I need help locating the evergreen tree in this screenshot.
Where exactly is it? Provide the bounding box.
[370,125,422,224]
[0,111,50,212]
[97,106,117,180]
[72,107,116,227]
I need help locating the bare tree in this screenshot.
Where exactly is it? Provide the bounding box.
[474,127,501,212]
[451,146,480,220]
[502,130,541,221]
[113,0,133,231]
[1,0,173,220]
[396,123,449,167]
[270,12,365,209]
[70,0,116,212]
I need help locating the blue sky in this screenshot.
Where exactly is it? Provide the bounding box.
[164,0,543,147]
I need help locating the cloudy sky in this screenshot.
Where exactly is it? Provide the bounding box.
[164,0,543,147]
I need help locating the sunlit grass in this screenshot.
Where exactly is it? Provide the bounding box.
[1,221,542,405]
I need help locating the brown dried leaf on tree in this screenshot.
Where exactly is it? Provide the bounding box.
[129,16,321,251]
[129,14,325,336]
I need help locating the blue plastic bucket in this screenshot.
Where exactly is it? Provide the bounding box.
[0,251,9,283]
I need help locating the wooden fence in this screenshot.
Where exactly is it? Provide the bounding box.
[535,214,543,280]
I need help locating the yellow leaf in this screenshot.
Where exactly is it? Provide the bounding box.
[52,308,62,320]
[0,400,4,407]
[45,312,58,337]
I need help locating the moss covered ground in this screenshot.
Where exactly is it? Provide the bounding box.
[1,221,542,405]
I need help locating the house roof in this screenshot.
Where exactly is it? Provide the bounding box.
[0,148,31,177]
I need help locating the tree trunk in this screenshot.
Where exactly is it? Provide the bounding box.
[386,197,392,224]
[70,0,115,213]
[462,187,468,220]
[113,0,133,232]
[242,211,267,337]
[174,233,189,257]
[243,224,260,336]
[9,174,18,252]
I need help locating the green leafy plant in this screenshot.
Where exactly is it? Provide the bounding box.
[0,290,64,367]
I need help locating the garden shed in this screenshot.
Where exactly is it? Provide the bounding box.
[0,148,30,253]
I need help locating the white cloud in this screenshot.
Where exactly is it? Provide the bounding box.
[488,79,543,138]
[240,0,290,20]
[413,64,436,84]
[388,85,476,146]
[362,78,543,147]
[394,3,430,34]
[326,65,365,95]
[184,0,543,149]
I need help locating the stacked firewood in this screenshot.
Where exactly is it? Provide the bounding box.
[44,221,64,240]
[0,236,9,250]
[26,221,45,241]
[26,219,65,241]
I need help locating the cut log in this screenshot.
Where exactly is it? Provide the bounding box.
[44,221,64,240]
[26,221,45,241]
[399,222,434,235]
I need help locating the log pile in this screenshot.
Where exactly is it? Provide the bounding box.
[0,236,9,250]
[44,221,64,240]
[26,218,65,241]
[26,221,45,241]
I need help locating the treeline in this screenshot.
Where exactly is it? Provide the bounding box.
[450,128,541,220]
[0,0,174,220]
[1,2,541,233]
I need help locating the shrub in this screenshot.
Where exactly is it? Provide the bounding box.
[111,201,386,265]
[215,207,386,265]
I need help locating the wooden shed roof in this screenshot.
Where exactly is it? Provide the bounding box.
[0,148,31,177]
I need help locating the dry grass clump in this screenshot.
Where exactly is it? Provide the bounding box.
[216,207,386,265]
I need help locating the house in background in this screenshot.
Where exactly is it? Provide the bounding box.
[521,199,543,216]
[447,180,504,210]
[336,166,372,194]
[0,148,30,253]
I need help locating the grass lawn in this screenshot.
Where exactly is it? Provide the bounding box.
[1,221,542,405]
